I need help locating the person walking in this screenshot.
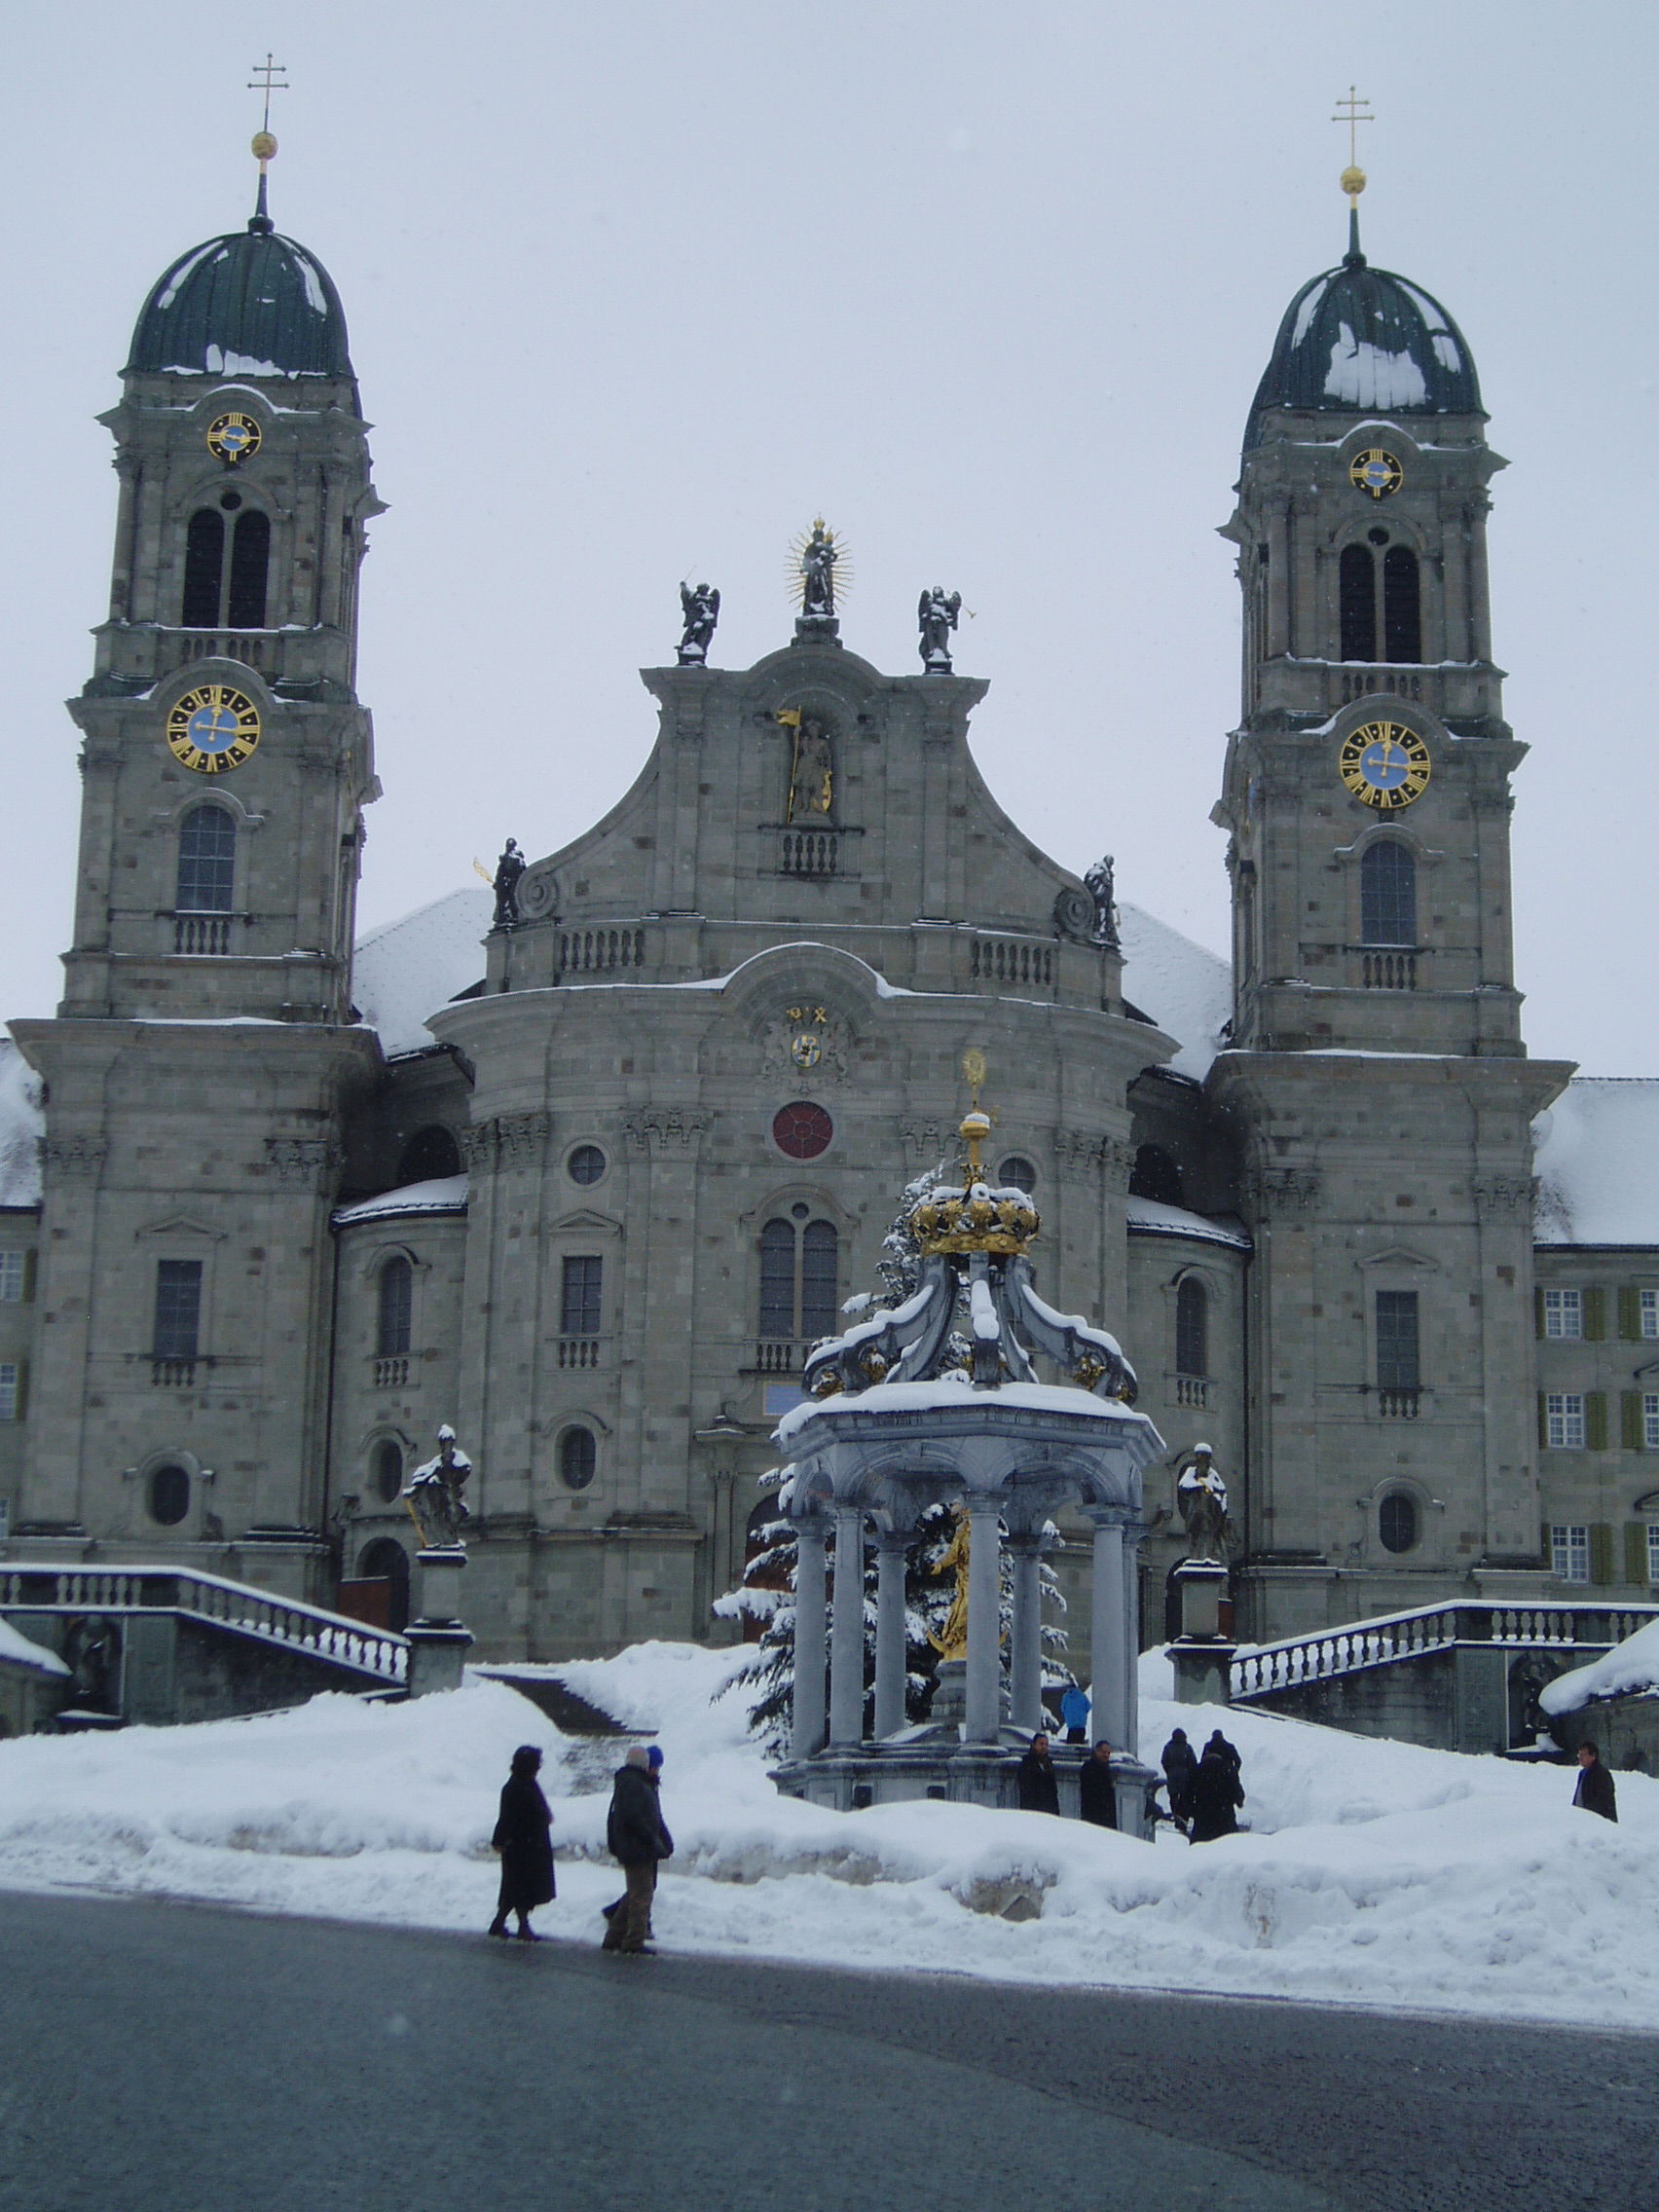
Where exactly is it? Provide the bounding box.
[1188,1741,1245,1843]
[602,1745,667,1936]
[1571,1740,1618,1823]
[1161,1727,1198,1829]
[1059,1681,1090,1746]
[488,1745,555,1941]
[1204,1727,1242,1777]
[1015,1731,1060,1814]
[602,1745,674,1954]
[1078,1740,1118,1829]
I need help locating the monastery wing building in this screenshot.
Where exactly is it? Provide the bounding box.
[1,172,1657,1671]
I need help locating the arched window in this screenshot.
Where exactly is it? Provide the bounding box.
[1340,542,1375,660]
[377,1256,413,1358]
[1128,1145,1184,1208]
[559,1426,597,1490]
[1382,546,1420,663]
[149,1463,191,1527]
[175,805,237,913]
[1360,840,1417,945]
[180,506,269,628]
[1175,1277,1207,1379]
[1379,1492,1419,1554]
[758,1215,839,1340]
[372,1439,403,1503]
[396,1126,461,1185]
[998,1156,1037,1193]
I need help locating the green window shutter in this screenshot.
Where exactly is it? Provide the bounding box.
[1537,1392,1548,1449]
[1625,1392,1645,1450]
[1626,1521,1649,1585]
[1619,1286,1642,1340]
[1584,1287,1606,1342]
[1586,1392,1609,1451]
[13,1358,26,1422]
[1533,1286,1545,1339]
[20,1249,35,1304]
[1590,1522,1615,1585]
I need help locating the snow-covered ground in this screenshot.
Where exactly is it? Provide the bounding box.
[0,1641,1651,2035]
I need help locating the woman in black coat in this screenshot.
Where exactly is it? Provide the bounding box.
[1187,1746,1245,1843]
[489,1745,555,1940]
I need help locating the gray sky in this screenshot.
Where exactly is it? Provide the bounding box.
[3,1,1653,1073]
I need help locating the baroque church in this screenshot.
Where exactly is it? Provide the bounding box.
[2,153,1657,1677]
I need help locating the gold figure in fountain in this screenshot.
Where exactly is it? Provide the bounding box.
[929,1512,973,1663]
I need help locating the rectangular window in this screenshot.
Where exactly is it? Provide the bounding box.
[1543,1288,1582,1340]
[1647,1525,1659,1587]
[560,1255,603,1336]
[1643,1290,1658,1340]
[1646,1393,1659,1452]
[1375,1291,1420,1390]
[0,1252,24,1303]
[1545,1392,1586,1449]
[0,1364,17,1421]
[153,1260,203,1360]
[1551,1524,1590,1583]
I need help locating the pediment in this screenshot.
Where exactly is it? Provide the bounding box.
[548,1207,623,1236]
[1354,1244,1438,1273]
[134,1214,225,1243]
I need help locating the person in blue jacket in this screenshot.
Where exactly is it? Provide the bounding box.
[1059,1681,1090,1745]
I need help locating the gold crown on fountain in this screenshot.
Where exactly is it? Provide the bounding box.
[909,1053,1040,1257]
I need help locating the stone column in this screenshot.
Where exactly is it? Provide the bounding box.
[1121,1521,1142,1759]
[872,1530,909,1741]
[829,1504,866,1748]
[964,1495,1003,1745]
[1006,1531,1044,1732]
[1089,1516,1129,1751]
[792,1521,828,1759]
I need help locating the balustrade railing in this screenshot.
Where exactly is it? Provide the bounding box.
[753,1340,806,1376]
[1231,1600,1659,1701]
[373,1355,410,1390]
[1174,1376,1209,1409]
[969,936,1055,989]
[1377,1386,1420,1418]
[1359,948,1419,990]
[558,927,648,977]
[173,912,235,956]
[780,830,839,877]
[557,1338,601,1369]
[151,1358,197,1387]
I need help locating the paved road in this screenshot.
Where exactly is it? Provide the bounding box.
[1,1891,1655,2212]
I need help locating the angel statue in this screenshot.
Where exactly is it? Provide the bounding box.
[1175,1443,1234,1564]
[677,580,720,665]
[918,586,961,672]
[403,1424,473,1550]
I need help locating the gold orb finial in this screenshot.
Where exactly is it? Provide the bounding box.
[1340,163,1366,202]
[252,130,277,165]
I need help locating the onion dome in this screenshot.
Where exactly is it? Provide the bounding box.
[1249,211,1480,440]
[126,186,352,383]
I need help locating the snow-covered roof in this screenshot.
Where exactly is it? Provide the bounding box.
[332,1174,468,1228]
[1538,1615,1659,1718]
[1116,903,1231,1079]
[351,887,492,1057]
[0,1039,43,1209]
[0,1618,69,1677]
[1125,1197,1251,1251]
[1533,1080,1659,1248]
[775,1372,1153,1448]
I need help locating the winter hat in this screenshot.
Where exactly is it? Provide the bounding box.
[646,1745,664,1770]
[625,1746,650,1769]
[510,1745,541,1773]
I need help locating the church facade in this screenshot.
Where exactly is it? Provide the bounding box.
[2,177,1656,1672]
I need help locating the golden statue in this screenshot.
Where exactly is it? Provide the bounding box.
[928,1513,973,1662]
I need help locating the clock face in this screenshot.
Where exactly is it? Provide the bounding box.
[1348,448,1403,498]
[166,684,262,775]
[1339,720,1431,810]
[205,412,261,465]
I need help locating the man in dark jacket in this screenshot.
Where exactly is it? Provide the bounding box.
[1188,1744,1245,1842]
[1078,1740,1118,1829]
[1204,1727,1242,1776]
[1015,1732,1060,1814]
[602,1746,674,1953]
[1161,1728,1198,1827]
[1572,1740,1618,1823]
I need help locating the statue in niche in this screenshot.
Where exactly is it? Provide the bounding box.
[492,840,526,931]
[403,1424,473,1549]
[779,709,834,820]
[63,1615,120,1711]
[928,1513,974,1663]
[799,522,837,617]
[917,586,961,672]
[1085,853,1120,947]
[1176,1444,1234,1563]
[677,581,720,665]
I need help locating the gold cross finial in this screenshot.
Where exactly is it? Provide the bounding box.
[248,53,288,157]
[1333,85,1372,204]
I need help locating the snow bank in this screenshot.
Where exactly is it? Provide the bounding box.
[1540,1615,1659,1716]
[0,1642,1653,2033]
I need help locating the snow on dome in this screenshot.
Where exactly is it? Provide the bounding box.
[0,1039,44,1208]
[1125,1197,1251,1251]
[1322,325,1429,410]
[1532,1079,1659,1246]
[351,886,492,1057]
[1116,902,1231,1078]
[332,1174,468,1228]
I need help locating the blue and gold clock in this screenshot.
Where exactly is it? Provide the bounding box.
[1348,448,1403,498]
[1339,719,1430,811]
[166,683,262,775]
[205,412,261,465]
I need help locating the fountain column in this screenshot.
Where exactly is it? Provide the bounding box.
[828,1504,866,1747]
[1089,1513,1129,1750]
[792,1519,829,1758]
[872,1530,909,1740]
[1007,1530,1044,1731]
[964,1494,1003,1744]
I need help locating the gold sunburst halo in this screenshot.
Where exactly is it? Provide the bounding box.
[784,517,854,608]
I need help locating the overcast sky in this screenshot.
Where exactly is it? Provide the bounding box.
[2,1,1653,1074]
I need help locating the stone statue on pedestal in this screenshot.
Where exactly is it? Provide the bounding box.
[492,840,526,931]
[403,1424,473,1549]
[1085,854,1120,948]
[1176,1444,1233,1563]
[678,581,720,665]
[918,587,961,672]
[800,522,837,616]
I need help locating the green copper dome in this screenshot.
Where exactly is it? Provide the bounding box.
[1250,225,1481,441]
[127,212,353,384]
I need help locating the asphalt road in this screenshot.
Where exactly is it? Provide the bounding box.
[1,1891,1654,2212]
